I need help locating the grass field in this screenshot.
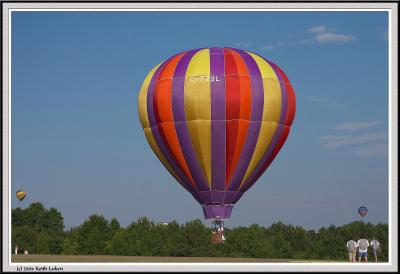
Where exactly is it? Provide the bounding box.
[12,254,346,263]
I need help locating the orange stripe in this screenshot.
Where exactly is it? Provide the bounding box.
[228,120,251,185]
[158,124,196,187]
[154,53,185,123]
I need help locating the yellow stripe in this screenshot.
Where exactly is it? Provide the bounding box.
[144,128,183,186]
[138,63,161,129]
[239,121,278,188]
[184,49,212,186]
[184,49,211,121]
[246,52,282,123]
[186,121,212,187]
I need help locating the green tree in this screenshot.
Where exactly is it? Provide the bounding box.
[12,225,38,253]
[74,214,112,255]
[13,203,389,261]
[12,202,65,254]
[181,219,213,257]
[157,221,188,257]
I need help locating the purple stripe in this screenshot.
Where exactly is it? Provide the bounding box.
[188,190,243,205]
[223,191,238,204]
[231,191,244,204]
[202,204,233,219]
[198,191,213,204]
[210,47,225,120]
[210,47,226,191]
[226,48,264,191]
[211,191,225,203]
[211,121,226,192]
[174,123,210,191]
[197,190,246,205]
[171,49,210,191]
[172,48,203,121]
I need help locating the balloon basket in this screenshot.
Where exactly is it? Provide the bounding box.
[211,219,226,244]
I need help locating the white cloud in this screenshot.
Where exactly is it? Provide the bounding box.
[315,33,358,43]
[320,133,387,149]
[304,25,358,45]
[353,143,388,158]
[334,121,380,131]
[307,25,335,34]
[276,41,286,47]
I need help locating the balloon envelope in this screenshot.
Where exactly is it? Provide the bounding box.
[358,206,368,218]
[138,47,296,219]
[16,190,26,202]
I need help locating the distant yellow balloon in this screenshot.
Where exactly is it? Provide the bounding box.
[16,190,26,202]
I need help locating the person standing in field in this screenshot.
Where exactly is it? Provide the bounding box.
[370,236,381,262]
[357,238,370,262]
[346,239,358,262]
[14,245,18,255]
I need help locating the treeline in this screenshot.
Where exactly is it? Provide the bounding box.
[12,202,388,261]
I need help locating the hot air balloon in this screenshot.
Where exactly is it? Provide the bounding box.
[358,206,368,218]
[16,189,26,202]
[137,47,296,242]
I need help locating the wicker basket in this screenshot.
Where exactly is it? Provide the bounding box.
[211,231,224,244]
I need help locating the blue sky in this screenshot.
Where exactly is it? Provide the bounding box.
[11,11,389,230]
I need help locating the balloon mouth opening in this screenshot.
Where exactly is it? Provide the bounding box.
[202,204,233,220]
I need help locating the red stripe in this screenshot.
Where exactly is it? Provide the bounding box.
[224,49,241,120]
[224,49,252,188]
[229,49,251,120]
[224,49,240,186]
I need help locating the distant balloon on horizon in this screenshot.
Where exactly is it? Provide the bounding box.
[137,47,296,221]
[16,189,26,202]
[358,206,368,218]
